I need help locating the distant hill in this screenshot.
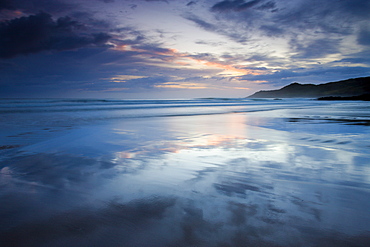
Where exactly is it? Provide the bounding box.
[317,93,370,101]
[247,76,370,98]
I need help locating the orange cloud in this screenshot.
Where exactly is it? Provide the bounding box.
[114,45,259,77]
[188,58,252,76]
[0,10,24,21]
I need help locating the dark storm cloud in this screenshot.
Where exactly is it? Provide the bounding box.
[211,0,262,12]
[69,11,111,30]
[0,0,15,10]
[1,0,76,15]
[0,8,217,97]
[0,41,212,97]
[0,12,111,59]
[0,48,118,96]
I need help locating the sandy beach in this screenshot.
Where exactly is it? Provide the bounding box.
[1,98,370,246]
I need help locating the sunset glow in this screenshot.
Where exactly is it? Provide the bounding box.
[0,0,369,98]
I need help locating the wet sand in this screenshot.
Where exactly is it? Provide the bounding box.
[1,100,370,246]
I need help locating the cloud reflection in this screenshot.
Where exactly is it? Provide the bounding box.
[1,111,370,246]
[0,196,177,247]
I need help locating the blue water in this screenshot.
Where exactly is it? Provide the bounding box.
[0,98,310,115]
[1,98,370,246]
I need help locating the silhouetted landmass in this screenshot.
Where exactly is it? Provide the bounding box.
[248,76,370,98]
[318,93,370,101]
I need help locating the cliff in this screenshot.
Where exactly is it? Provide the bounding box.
[247,76,370,98]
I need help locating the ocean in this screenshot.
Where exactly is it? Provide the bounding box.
[1,98,370,246]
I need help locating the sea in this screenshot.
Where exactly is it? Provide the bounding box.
[0,98,370,246]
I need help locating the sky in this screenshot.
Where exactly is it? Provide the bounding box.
[0,0,369,99]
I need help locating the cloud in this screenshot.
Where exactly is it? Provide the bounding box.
[1,0,368,97]
[206,0,370,40]
[272,2,350,36]
[0,0,15,10]
[0,18,243,97]
[185,14,249,43]
[357,26,370,46]
[335,50,370,66]
[195,40,226,47]
[290,38,341,59]
[185,15,218,33]
[260,24,284,37]
[211,0,262,12]
[256,1,276,11]
[0,194,176,247]
[340,0,370,19]
[186,1,196,7]
[0,12,111,59]
[268,0,370,37]
[0,0,77,15]
[155,82,208,89]
[0,47,136,96]
[241,66,370,87]
[145,0,168,3]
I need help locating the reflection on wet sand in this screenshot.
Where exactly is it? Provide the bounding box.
[1,111,370,246]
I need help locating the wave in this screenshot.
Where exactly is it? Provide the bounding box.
[0,98,293,112]
[0,98,327,126]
